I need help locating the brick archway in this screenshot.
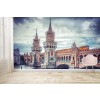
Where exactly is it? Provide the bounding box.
[98,54,100,63]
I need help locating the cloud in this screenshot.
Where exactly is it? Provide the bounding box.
[82,21,91,30]
[14,17,100,54]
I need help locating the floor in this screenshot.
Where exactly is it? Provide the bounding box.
[0,70,100,84]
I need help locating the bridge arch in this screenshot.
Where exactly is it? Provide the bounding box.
[56,64,69,69]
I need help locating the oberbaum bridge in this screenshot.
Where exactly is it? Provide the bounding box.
[23,18,100,69]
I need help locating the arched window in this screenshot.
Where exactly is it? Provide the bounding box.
[80,55,83,62]
[64,56,65,60]
[51,51,53,56]
[98,54,100,63]
[51,57,53,60]
[28,59,30,62]
[69,56,71,61]
[62,57,63,61]
[66,56,68,61]
[73,57,74,60]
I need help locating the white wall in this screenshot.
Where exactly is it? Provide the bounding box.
[0,17,13,75]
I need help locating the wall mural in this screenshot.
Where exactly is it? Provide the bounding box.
[13,17,100,69]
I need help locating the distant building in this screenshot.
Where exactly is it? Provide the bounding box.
[14,48,20,65]
[56,43,100,68]
[24,52,33,65]
[31,29,42,67]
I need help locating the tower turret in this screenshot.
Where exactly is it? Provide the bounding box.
[31,29,42,67]
[48,18,52,32]
[43,18,57,69]
[71,42,79,68]
[35,29,38,39]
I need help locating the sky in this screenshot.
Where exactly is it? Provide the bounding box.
[14,17,100,54]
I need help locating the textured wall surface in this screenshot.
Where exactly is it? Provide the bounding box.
[0,17,13,75]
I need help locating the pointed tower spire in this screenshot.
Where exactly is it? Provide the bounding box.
[48,17,52,32]
[35,29,38,39]
[72,42,77,48]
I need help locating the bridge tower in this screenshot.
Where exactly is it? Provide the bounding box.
[31,29,42,67]
[43,18,57,68]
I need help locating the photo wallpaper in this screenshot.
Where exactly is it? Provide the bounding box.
[13,17,100,69]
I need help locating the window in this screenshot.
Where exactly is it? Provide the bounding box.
[64,56,65,60]
[51,57,53,60]
[69,56,71,61]
[51,51,53,56]
[66,56,68,61]
[73,57,74,60]
[62,57,63,61]
[80,55,83,62]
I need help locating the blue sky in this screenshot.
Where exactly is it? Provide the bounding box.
[14,17,100,54]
